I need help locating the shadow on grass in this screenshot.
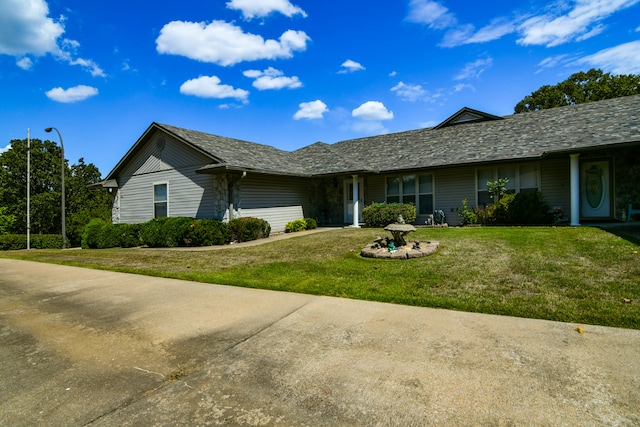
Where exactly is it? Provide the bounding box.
[594,222,640,246]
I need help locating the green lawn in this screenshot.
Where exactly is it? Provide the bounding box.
[3,226,639,329]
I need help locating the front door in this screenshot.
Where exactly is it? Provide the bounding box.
[344,178,364,224]
[581,160,612,219]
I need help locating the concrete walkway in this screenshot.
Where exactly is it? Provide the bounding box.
[1,258,639,426]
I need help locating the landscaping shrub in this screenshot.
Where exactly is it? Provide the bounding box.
[82,219,142,249]
[228,217,271,242]
[182,219,230,246]
[304,217,318,230]
[473,191,553,225]
[0,234,64,250]
[505,191,554,225]
[491,193,516,225]
[140,217,193,248]
[82,218,107,249]
[285,219,307,233]
[113,223,143,248]
[456,199,478,226]
[362,203,417,227]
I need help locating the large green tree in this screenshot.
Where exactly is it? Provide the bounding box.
[0,138,112,246]
[514,68,640,113]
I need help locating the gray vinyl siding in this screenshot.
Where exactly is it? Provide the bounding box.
[116,134,217,224]
[432,167,476,225]
[364,169,475,226]
[238,174,310,232]
[364,175,385,204]
[540,157,571,216]
[117,168,216,224]
[120,134,213,177]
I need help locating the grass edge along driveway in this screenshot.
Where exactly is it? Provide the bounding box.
[3,226,639,329]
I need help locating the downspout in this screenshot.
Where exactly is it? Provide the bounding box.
[570,154,580,226]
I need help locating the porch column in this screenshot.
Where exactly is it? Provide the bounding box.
[352,175,360,228]
[570,153,580,226]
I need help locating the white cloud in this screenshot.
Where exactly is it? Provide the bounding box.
[391,82,427,101]
[454,57,493,80]
[468,19,516,43]
[0,144,11,154]
[156,20,310,66]
[294,100,328,120]
[454,83,475,92]
[406,0,457,29]
[180,76,250,102]
[517,0,640,47]
[226,0,307,19]
[45,85,98,103]
[351,121,389,135]
[0,0,63,56]
[16,57,33,70]
[537,54,571,70]
[243,67,302,90]
[575,23,606,41]
[577,40,640,74]
[0,0,103,76]
[68,57,106,77]
[352,101,394,121]
[412,0,639,49]
[339,59,365,73]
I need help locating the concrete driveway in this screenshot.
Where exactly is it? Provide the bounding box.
[1,258,639,426]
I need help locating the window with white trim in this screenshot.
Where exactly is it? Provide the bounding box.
[154,183,168,218]
[477,164,539,205]
[386,174,434,215]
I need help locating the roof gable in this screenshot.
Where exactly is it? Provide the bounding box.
[434,107,504,129]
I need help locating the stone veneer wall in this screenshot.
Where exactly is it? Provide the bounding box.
[212,174,241,222]
[614,146,640,218]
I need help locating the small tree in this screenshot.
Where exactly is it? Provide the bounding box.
[487,178,509,201]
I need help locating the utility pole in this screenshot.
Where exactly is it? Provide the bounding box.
[27,129,30,250]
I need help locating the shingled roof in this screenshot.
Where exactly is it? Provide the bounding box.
[156,123,310,176]
[108,95,640,180]
[329,94,640,174]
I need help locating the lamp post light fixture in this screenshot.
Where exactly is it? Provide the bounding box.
[44,127,66,249]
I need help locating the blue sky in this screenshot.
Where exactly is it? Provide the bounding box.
[1,0,639,176]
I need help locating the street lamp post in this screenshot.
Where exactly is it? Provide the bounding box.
[44,127,66,249]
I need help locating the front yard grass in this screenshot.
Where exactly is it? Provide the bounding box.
[2,226,639,329]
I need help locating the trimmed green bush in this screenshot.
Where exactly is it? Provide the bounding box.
[82,219,141,249]
[0,234,26,250]
[362,203,417,228]
[304,218,318,230]
[140,217,193,248]
[474,191,554,225]
[228,217,271,242]
[82,218,107,249]
[113,223,143,248]
[285,219,307,233]
[80,217,270,249]
[182,219,230,246]
[505,191,554,225]
[0,234,64,250]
